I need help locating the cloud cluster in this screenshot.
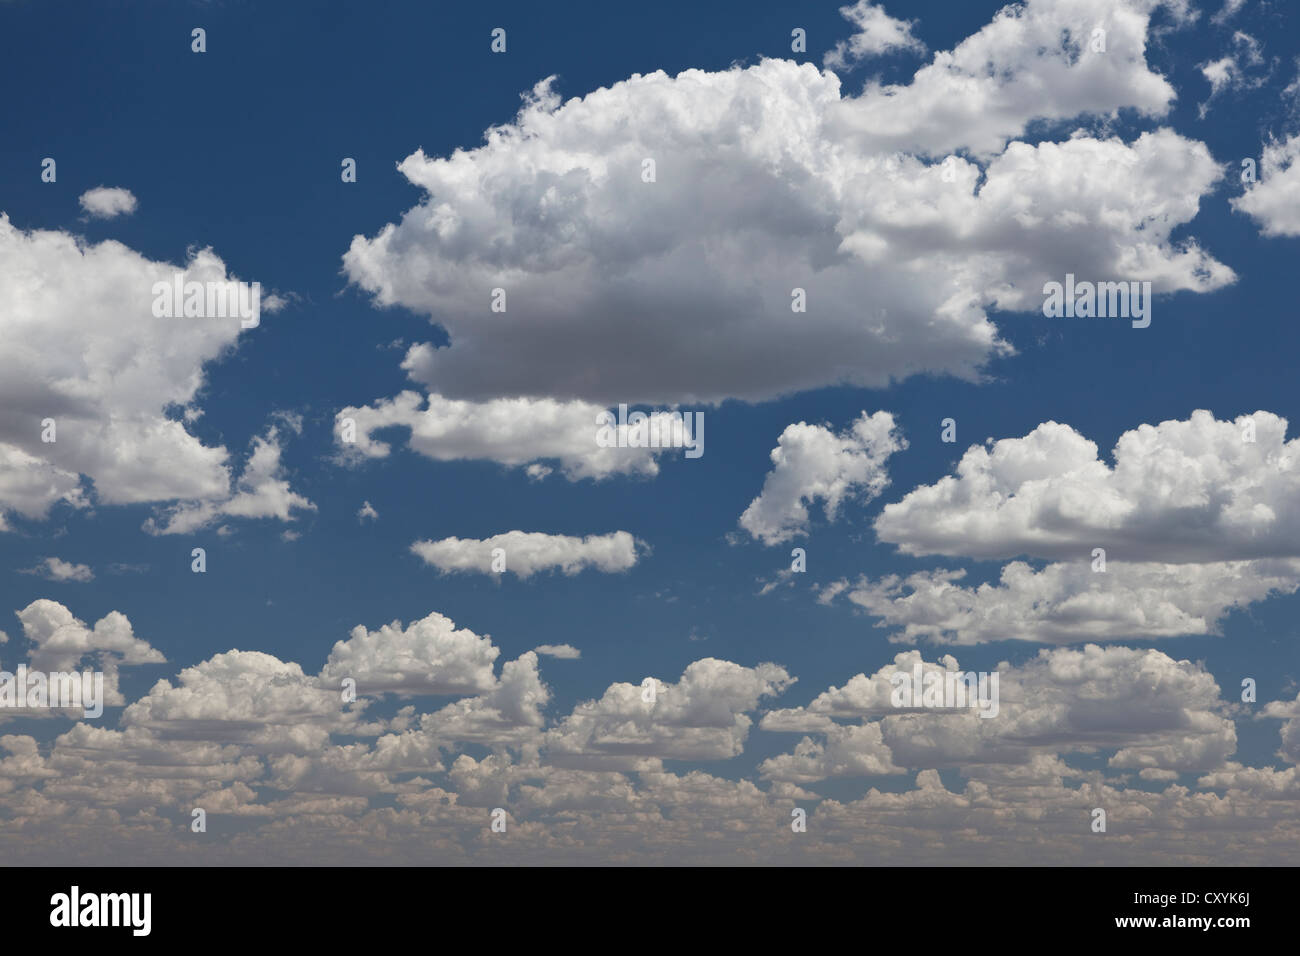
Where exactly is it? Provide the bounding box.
[1,599,1295,865]
[760,646,1235,782]
[546,659,794,769]
[830,410,1300,643]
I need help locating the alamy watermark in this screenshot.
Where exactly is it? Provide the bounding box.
[151,274,260,328]
[889,662,999,718]
[596,404,704,458]
[1042,274,1151,328]
[50,886,151,936]
[0,666,104,718]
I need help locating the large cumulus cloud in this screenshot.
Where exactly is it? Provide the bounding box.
[342,1,1228,409]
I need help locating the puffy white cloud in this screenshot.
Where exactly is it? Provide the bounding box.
[344,13,1227,407]
[78,187,137,220]
[757,722,903,783]
[876,410,1300,563]
[0,215,278,529]
[535,644,581,659]
[823,1,924,70]
[829,0,1182,156]
[2,600,165,716]
[336,389,670,480]
[275,653,556,791]
[546,659,795,769]
[121,650,366,754]
[827,558,1300,644]
[357,500,378,522]
[15,600,163,674]
[411,530,640,578]
[21,557,94,583]
[143,422,315,535]
[318,610,500,697]
[0,445,85,532]
[1233,133,1300,236]
[863,410,1300,641]
[739,410,904,544]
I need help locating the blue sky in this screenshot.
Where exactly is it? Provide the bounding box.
[1,0,1299,864]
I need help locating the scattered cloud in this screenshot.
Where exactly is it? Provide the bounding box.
[410,530,641,578]
[739,411,904,545]
[78,186,137,220]
[823,1,925,70]
[20,557,94,583]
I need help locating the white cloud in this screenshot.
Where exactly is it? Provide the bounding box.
[357,500,379,522]
[830,0,1182,157]
[876,410,1300,563]
[15,600,163,674]
[143,423,315,535]
[546,659,795,769]
[318,610,500,698]
[739,410,904,545]
[828,558,1300,644]
[0,215,268,529]
[534,644,581,659]
[823,1,924,70]
[78,187,137,220]
[336,389,671,480]
[760,645,1234,782]
[2,600,165,716]
[418,652,551,747]
[344,4,1227,407]
[410,530,641,578]
[122,650,365,753]
[1234,133,1300,236]
[21,557,94,583]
